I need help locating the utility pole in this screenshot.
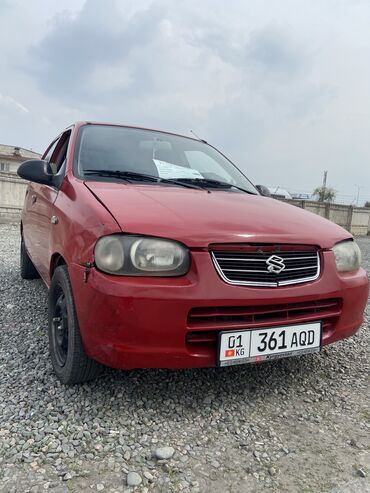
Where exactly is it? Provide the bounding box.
[355,184,361,206]
[321,170,328,202]
[322,170,327,188]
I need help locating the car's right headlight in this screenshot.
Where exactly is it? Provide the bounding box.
[332,240,361,272]
[94,234,190,276]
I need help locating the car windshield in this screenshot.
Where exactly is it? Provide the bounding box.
[75,125,258,194]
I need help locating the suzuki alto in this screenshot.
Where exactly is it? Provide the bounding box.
[18,122,369,384]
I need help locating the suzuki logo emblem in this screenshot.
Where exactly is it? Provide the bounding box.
[266,255,285,274]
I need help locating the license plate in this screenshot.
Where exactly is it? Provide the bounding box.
[218,322,322,367]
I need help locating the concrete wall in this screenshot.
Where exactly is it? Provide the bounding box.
[0,173,27,223]
[282,198,370,236]
[349,208,370,236]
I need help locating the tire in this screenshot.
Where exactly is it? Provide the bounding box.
[20,238,40,279]
[48,265,102,384]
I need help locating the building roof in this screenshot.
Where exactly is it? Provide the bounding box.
[0,144,41,161]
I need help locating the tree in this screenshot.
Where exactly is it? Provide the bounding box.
[364,201,370,208]
[312,186,336,203]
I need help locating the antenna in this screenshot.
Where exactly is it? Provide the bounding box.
[190,130,207,144]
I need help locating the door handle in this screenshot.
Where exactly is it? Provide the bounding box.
[31,194,37,204]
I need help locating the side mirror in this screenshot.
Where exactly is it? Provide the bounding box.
[17,159,62,188]
[256,184,271,197]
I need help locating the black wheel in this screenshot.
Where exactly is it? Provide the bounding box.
[48,265,102,384]
[20,237,40,279]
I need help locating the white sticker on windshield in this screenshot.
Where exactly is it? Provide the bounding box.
[153,159,203,179]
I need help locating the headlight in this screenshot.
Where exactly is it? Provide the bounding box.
[332,240,361,272]
[94,235,190,276]
[130,238,187,272]
[94,235,125,274]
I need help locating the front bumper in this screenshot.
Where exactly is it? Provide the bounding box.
[69,251,369,369]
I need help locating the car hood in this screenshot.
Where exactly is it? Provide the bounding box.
[84,182,351,249]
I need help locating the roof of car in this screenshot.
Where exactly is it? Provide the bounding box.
[70,121,206,144]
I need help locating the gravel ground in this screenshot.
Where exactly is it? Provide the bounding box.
[0,223,369,493]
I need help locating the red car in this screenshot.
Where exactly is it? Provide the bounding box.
[18,122,369,384]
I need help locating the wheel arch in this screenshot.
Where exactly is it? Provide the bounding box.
[50,253,67,279]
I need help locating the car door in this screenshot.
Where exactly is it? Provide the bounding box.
[23,131,71,281]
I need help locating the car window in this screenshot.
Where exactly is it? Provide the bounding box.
[184,150,236,184]
[49,131,71,175]
[43,138,60,163]
[75,125,257,193]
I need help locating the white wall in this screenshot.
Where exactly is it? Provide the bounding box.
[0,173,27,223]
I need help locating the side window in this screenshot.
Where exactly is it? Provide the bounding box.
[49,131,71,175]
[43,138,60,163]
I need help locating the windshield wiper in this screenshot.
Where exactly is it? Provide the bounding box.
[174,178,257,195]
[83,169,205,191]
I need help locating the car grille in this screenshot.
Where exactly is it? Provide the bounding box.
[186,298,342,347]
[211,245,320,287]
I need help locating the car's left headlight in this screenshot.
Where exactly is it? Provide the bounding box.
[332,240,361,272]
[94,235,190,276]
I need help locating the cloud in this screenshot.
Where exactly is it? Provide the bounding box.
[24,0,331,136]
[247,26,305,77]
[0,0,11,11]
[26,0,165,103]
[20,0,337,191]
[2,0,370,201]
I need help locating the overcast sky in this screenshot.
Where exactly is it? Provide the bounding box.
[1,0,370,204]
